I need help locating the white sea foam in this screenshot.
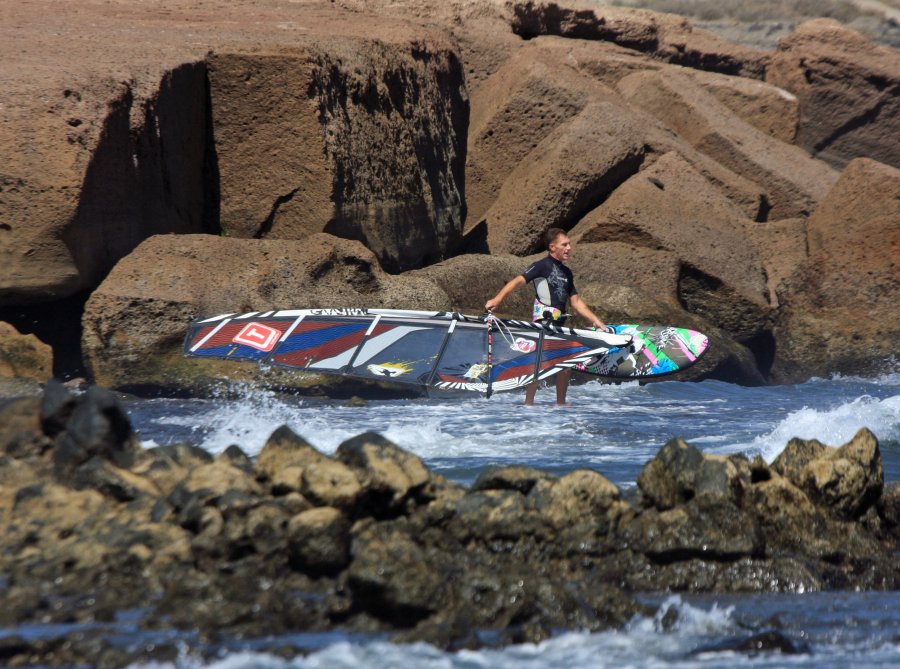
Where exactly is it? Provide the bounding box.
[720,394,900,462]
[125,598,741,669]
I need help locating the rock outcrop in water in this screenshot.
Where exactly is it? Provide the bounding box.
[0,381,897,665]
[1,0,899,390]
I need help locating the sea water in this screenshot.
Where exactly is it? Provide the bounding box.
[15,375,900,668]
[132,373,900,487]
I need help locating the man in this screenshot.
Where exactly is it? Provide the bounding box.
[485,228,607,406]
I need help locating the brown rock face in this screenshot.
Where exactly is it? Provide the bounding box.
[0,322,54,382]
[209,35,468,273]
[483,100,649,255]
[569,152,771,348]
[772,428,884,520]
[465,46,602,227]
[617,67,838,220]
[767,19,900,169]
[1,1,468,309]
[1,61,214,304]
[507,0,769,78]
[773,158,900,381]
[686,68,799,144]
[5,0,898,387]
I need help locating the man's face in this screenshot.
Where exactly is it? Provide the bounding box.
[549,234,572,262]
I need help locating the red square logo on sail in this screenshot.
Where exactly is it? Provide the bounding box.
[233,322,280,352]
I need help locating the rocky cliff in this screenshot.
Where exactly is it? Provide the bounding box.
[1,0,898,390]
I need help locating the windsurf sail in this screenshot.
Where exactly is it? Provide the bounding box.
[182,308,638,395]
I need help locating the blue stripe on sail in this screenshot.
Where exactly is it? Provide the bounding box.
[192,344,271,360]
[277,323,369,353]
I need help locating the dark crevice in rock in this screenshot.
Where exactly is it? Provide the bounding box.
[0,290,91,379]
[811,86,898,163]
[255,188,302,239]
[743,328,776,381]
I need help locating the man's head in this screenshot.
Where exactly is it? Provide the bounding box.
[545,228,572,262]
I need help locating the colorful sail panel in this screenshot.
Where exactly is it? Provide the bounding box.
[183,309,709,395]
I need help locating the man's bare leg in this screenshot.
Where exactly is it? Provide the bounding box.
[555,369,571,406]
[525,380,539,406]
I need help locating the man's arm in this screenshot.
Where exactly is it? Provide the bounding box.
[485,275,526,312]
[569,294,607,330]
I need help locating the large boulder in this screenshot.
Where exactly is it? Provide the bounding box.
[636,438,751,511]
[773,158,900,381]
[0,1,469,310]
[506,0,769,78]
[568,152,771,342]
[208,29,468,273]
[617,67,838,220]
[562,242,766,384]
[772,428,884,521]
[483,100,650,255]
[465,45,610,226]
[407,253,534,316]
[336,432,432,517]
[685,67,799,144]
[0,59,212,305]
[80,233,451,393]
[767,19,900,169]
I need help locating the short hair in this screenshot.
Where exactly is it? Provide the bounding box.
[544,228,566,250]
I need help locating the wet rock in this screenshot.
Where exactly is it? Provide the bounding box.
[256,426,323,490]
[743,475,821,555]
[301,459,363,512]
[637,437,750,510]
[182,460,263,500]
[287,506,352,576]
[472,465,556,495]
[223,501,291,559]
[40,378,78,437]
[50,385,140,478]
[1,382,898,660]
[692,629,811,656]
[877,482,900,531]
[72,456,160,501]
[336,431,431,517]
[773,428,884,520]
[530,468,623,530]
[219,444,254,472]
[453,487,548,546]
[0,396,46,459]
[402,568,650,649]
[622,496,764,563]
[0,322,53,382]
[348,519,447,626]
[255,426,363,510]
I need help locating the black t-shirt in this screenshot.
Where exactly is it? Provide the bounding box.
[521,256,577,314]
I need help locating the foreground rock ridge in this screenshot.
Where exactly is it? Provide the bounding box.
[1,0,898,391]
[0,381,897,665]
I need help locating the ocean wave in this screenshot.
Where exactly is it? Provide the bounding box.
[737,394,900,462]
